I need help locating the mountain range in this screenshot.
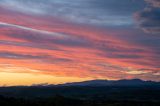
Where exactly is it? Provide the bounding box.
[57,79,160,87]
[0,79,159,100]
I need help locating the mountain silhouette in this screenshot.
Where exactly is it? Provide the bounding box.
[58,79,160,87]
[0,79,159,100]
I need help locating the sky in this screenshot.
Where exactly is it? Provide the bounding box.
[0,0,160,86]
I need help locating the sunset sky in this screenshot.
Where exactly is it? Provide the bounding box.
[0,0,160,86]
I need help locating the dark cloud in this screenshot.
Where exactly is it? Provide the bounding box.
[106,54,142,59]
[145,0,160,7]
[0,40,61,51]
[0,51,49,59]
[135,0,160,34]
[0,51,72,63]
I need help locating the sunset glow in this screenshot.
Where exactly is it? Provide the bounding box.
[0,0,160,86]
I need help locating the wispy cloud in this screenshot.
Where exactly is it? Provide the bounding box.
[0,0,159,83]
[0,0,145,27]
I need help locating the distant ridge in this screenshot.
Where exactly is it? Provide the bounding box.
[0,79,160,99]
[1,79,159,87]
[57,79,160,87]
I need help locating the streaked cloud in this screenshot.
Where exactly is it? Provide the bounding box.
[125,70,150,75]
[0,0,145,27]
[0,0,159,84]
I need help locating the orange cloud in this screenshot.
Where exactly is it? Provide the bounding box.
[0,7,159,85]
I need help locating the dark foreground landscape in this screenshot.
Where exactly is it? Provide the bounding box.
[0,95,160,106]
[0,79,160,106]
